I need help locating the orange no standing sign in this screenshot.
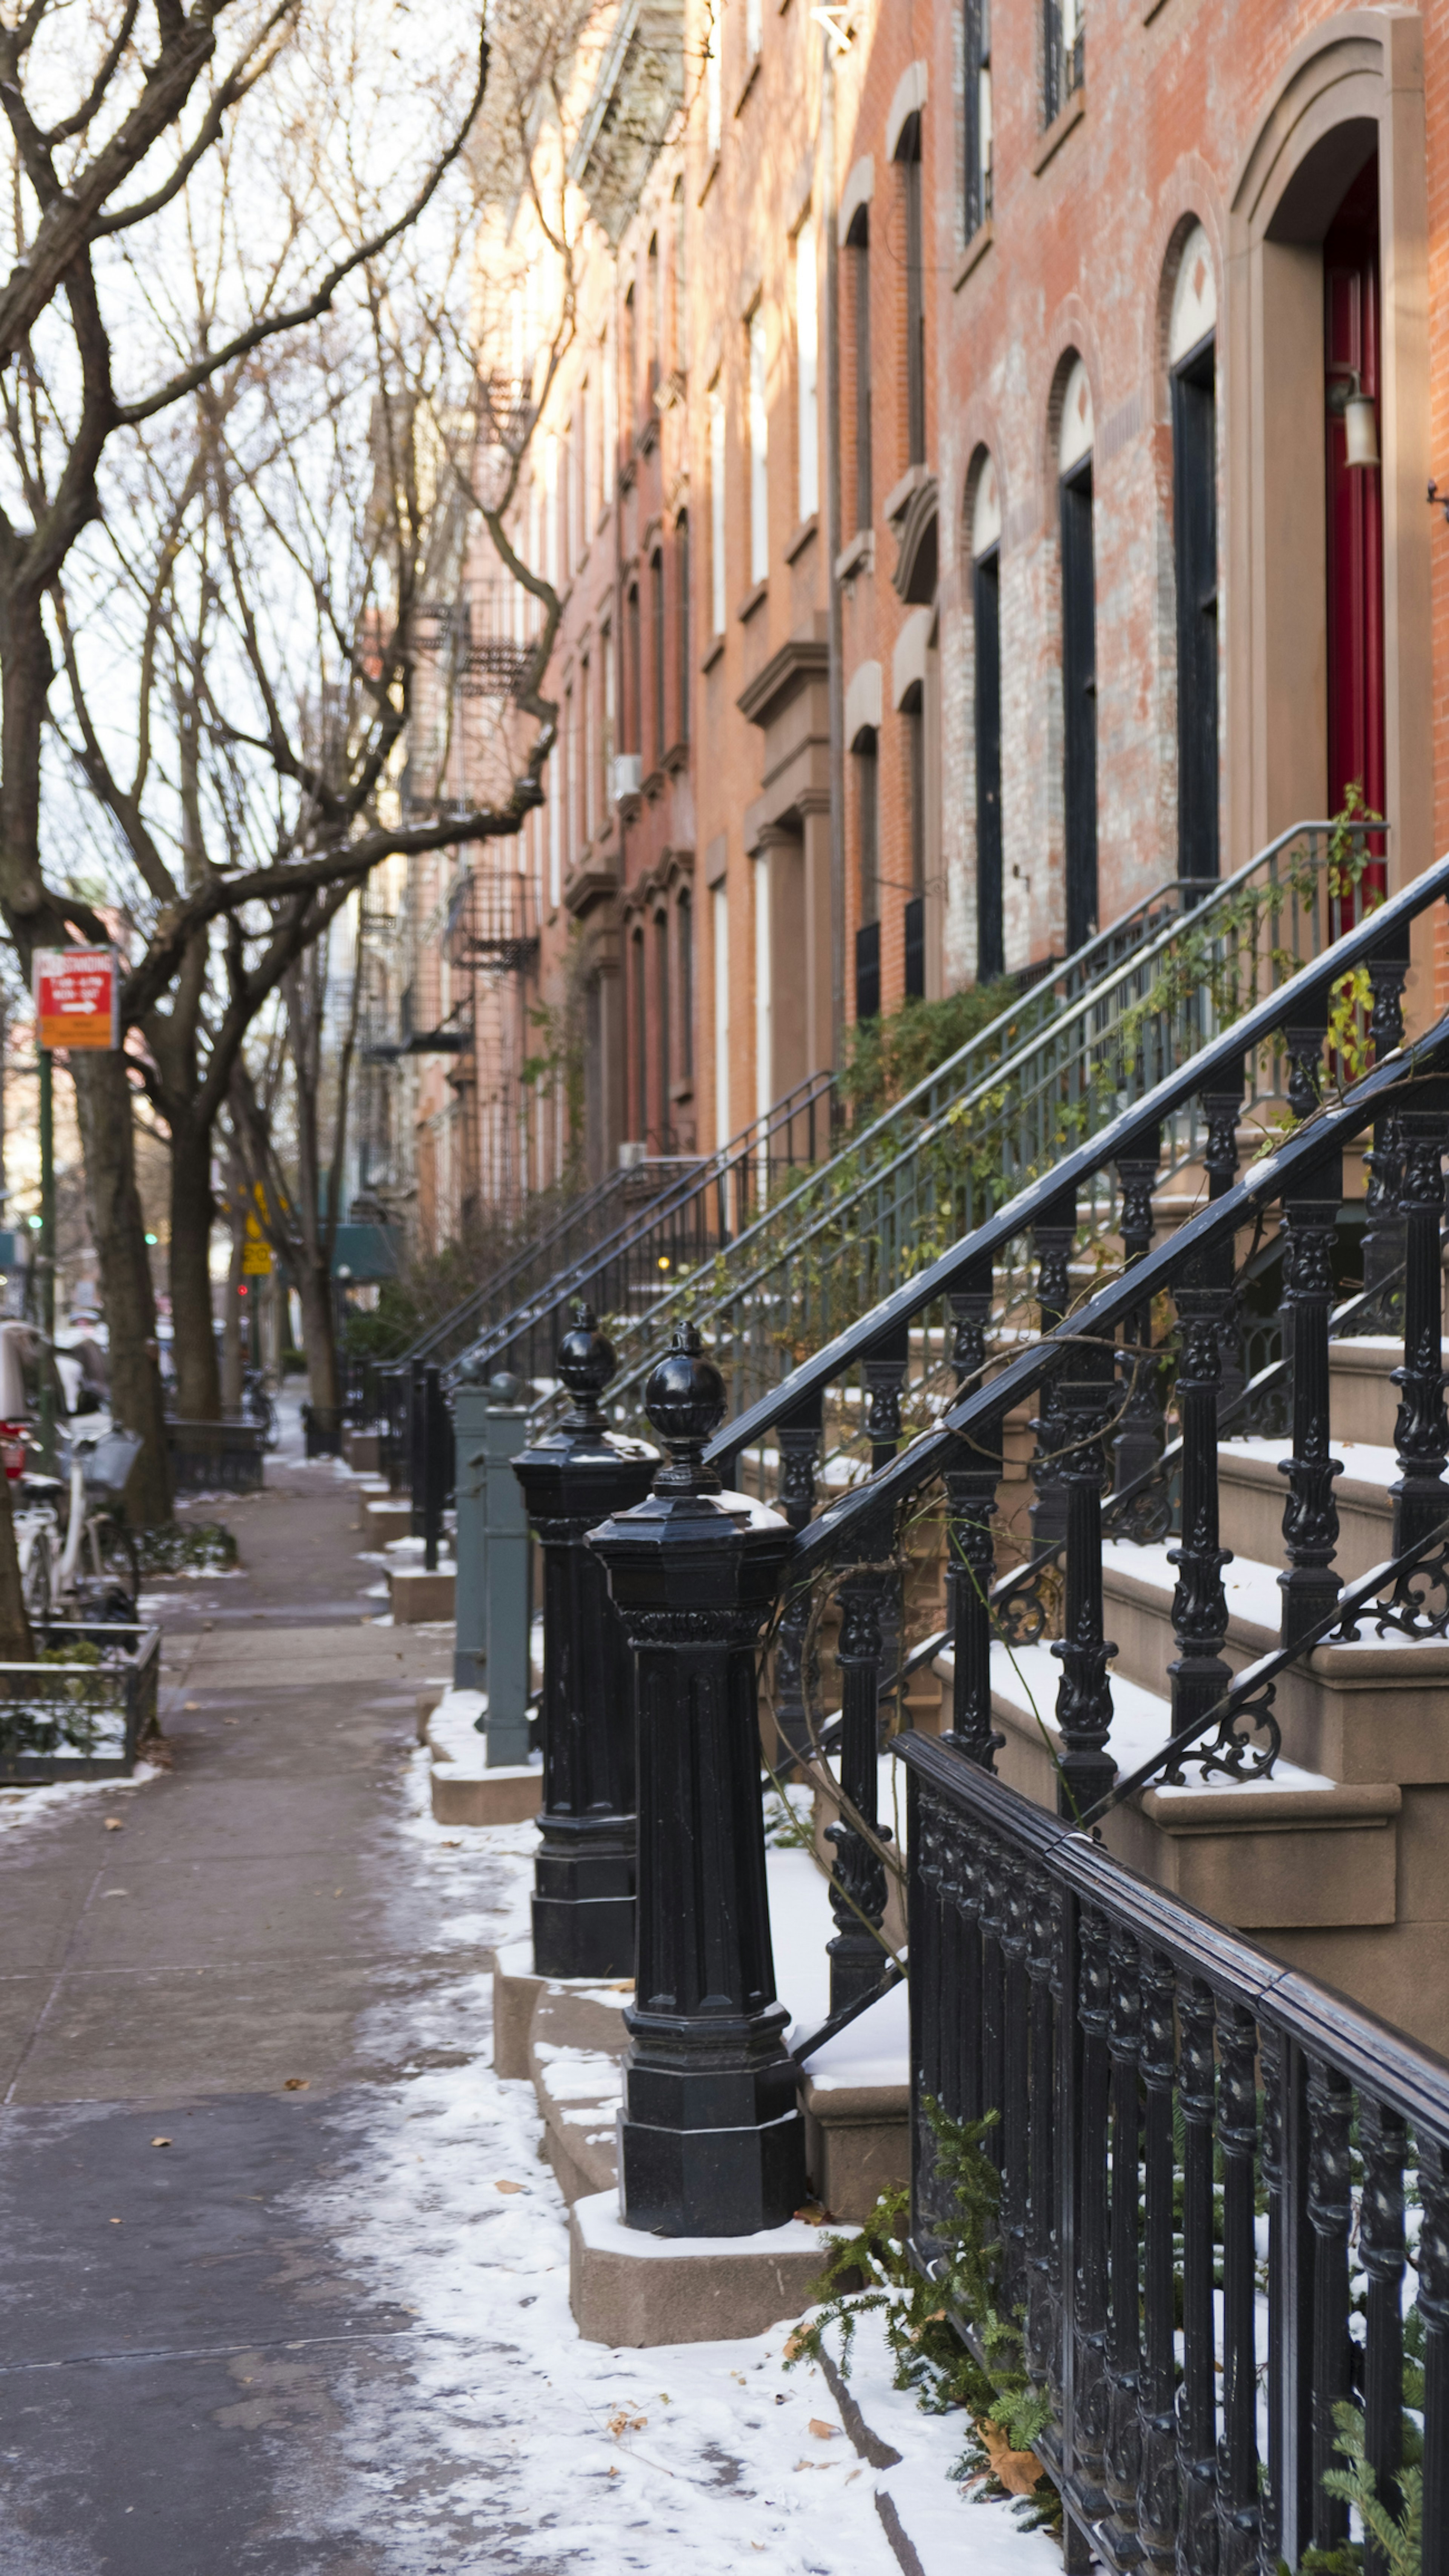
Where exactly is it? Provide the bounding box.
[34,949,120,1050]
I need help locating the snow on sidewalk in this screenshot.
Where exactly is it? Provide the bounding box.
[289,1744,1063,2574]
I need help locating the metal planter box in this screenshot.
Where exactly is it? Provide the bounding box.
[0,1623,162,1781]
[167,1419,266,1493]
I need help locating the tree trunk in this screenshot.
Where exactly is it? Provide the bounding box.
[0,1465,33,1660]
[169,1110,221,1419]
[299,1258,339,1410]
[72,1050,173,1526]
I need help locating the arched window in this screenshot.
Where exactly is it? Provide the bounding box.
[651,548,666,764]
[677,889,694,1080]
[1169,226,1219,883]
[675,514,691,740]
[971,455,1003,979]
[1058,358,1097,950]
[655,909,671,1148]
[896,115,926,466]
[847,207,872,528]
[631,925,648,1142]
[854,728,880,1021]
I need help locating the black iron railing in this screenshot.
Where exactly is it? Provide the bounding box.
[900,1731,1447,2576]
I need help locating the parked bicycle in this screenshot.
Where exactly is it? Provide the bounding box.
[9,1423,142,1630]
[242,1366,279,1450]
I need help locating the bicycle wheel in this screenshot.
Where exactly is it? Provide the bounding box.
[92,1515,140,1613]
[21,1528,52,1633]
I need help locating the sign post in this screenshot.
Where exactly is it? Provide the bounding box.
[32,951,121,1471]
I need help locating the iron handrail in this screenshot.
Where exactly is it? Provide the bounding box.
[730,840,1431,1502]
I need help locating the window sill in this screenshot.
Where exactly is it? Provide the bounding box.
[735,58,760,115]
[698,152,720,207]
[642,767,667,801]
[701,636,726,672]
[954,219,993,292]
[737,578,769,622]
[882,462,929,528]
[1032,83,1085,176]
[835,528,874,582]
[1142,0,1170,18]
[784,512,818,563]
[670,1078,695,1106]
[663,738,691,775]
[637,418,659,457]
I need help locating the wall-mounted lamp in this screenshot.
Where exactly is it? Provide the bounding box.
[1327,366,1380,470]
[1429,480,1449,527]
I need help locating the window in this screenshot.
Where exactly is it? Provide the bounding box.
[964,0,992,237]
[676,514,691,737]
[651,549,666,761]
[602,622,615,797]
[625,285,636,432]
[655,911,672,1145]
[582,654,594,838]
[754,853,772,1122]
[647,234,661,397]
[709,386,727,634]
[795,225,818,521]
[626,583,641,756]
[1058,359,1097,950]
[564,682,575,860]
[1044,0,1083,126]
[1169,227,1219,883]
[748,309,769,584]
[705,8,721,157]
[854,727,880,1022]
[898,117,926,467]
[603,328,617,502]
[904,686,926,998]
[632,927,648,1141]
[712,880,730,1147]
[580,380,591,531]
[849,211,872,528]
[548,741,561,909]
[677,889,694,1077]
[972,458,1004,979]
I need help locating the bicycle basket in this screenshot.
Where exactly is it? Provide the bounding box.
[80,1427,143,1504]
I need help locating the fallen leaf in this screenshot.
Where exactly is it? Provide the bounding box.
[440,1839,461,1848]
[183,1700,198,1710]
[808,2420,837,2441]
[103,1818,124,1832]
[109,2218,121,2225]
[781,2331,806,2361]
[150,2136,172,2148]
[980,2420,1047,2497]
[494,2180,524,2194]
[793,2202,827,2225]
[607,2410,647,2437]
[608,1979,633,1991]
[283,2078,309,2092]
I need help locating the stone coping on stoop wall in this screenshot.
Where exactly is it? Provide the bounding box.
[390,1564,457,1624]
[570,2189,831,2347]
[428,1690,542,1825]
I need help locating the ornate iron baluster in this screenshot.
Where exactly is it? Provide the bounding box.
[949,1809,982,2130]
[978,1828,1007,2181]
[1168,1236,1235,1760]
[1259,2023,1286,2574]
[1100,1928,1143,2557]
[908,1787,943,2247]
[1391,1093,1449,1555]
[587,1323,804,2236]
[863,1322,909,1695]
[772,1392,823,1770]
[1070,1904,1112,2528]
[1216,2001,1261,2573]
[1421,2141,1449,2576]
[514,1308,658,1978]
[944,1410,1005,1770]
[1176,1974,1218,2573]
[828,1503,895,2013]
[1359,2096,1407,2576]
[1278,1151,1345,1648]
[1306,2053,1354,2553]
[1282,989,1328,1121]
[1024,1873,1058,2384]
[1051,1336,1118,1819]
[1030,1186,1077,1550]
[1360,931,1410,1317]
[1114,1130,1164,1496]
[949,1259,992,1393]
[999,1849,1031,2317]
[1135,1948,1178,2574]
[1203,1059,1247,1408]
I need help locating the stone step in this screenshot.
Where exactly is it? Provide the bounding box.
[1216,1436,1400,1581]
[1328,1333,1449,1448]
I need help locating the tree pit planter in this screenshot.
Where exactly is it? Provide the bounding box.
[302,1404,345,1459]
[0,1624,162,1780]
[167,1420,266,1494]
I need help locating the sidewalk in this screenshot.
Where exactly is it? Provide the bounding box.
[0,1410,1054,2574]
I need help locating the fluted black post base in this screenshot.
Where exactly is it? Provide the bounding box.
[533,1816,636,1979]
[618,2014,803,2236]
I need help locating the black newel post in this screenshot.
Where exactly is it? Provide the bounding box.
[1166,1235,1234,1753]
[1278,1149,1344,1647]
[512,1307,657,1979]
[588,1323,805,2237]
[1390,1088,1449,1556]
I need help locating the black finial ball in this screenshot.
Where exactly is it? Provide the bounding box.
[644,1320,726,1451]
[557,1301,616,1407]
